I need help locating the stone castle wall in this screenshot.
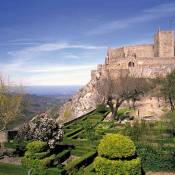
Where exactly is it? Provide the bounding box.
[92,57,175,80]
[106,30,175,65]
[124,44,154,58]
[95,30,175,80]
[154,31,174,57]
[106,44,154,64]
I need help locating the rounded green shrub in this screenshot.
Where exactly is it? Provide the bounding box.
[94,134,142,175]
[98,134,136,158]
[26,141,47,153]
[94,156,141,175]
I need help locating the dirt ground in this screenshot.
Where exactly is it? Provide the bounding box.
[0,156,21,165]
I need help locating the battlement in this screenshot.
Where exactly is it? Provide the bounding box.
[154,30,174,57]
[106,30,175,65]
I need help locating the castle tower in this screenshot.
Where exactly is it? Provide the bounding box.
[154,29,174,57]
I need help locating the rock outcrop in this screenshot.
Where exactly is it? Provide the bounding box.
[58,77,102,123]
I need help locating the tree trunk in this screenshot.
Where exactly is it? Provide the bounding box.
[132,99,136,110]
[107,98,123,121]
[111,103,120,121]
[114,106,120,121]
[169,96,174,111]
[111,107,117,120]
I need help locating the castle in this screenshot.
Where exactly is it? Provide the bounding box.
[91,29,175,80]
[58,30,175,123]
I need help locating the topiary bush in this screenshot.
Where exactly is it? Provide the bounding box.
[94,134,142,175]
[22,141,56,175]
[94,156,141,175]
[98,134,136,159]
[26,141,48,153]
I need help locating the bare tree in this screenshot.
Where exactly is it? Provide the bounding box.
[0,77,24,131]
[97,71,150,120]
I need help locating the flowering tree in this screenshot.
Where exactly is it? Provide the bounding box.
[18,113,63,149]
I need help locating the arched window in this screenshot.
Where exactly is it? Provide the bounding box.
[128,61,134,68]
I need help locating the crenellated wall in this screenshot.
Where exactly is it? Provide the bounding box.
[124,44,154,58]
[154,31,174,57]
[106,30,175,65]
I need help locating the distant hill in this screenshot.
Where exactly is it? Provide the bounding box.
[6,85,81,129]
[25,85,81,96]
[7,85,82,129]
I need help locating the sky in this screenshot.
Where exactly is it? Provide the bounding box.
[0,0,175,85]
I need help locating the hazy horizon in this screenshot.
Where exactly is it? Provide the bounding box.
[25,85,82,96]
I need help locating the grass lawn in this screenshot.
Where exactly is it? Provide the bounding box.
[0,163,60,175]
[0,162,27,175]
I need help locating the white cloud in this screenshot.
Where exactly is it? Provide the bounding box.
[88,3,175,35]
[0,40,106,85]
[0,64,96,85]
[27,68,94,85]
[65,53,80,59]
[9,42,106,56]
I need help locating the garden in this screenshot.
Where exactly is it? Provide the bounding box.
[0,105,175,175]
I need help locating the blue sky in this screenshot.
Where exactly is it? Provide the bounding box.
[0,0,175,85]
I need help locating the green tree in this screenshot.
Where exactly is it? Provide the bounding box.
[0,77,24,131]
[97,71,150,120]
[160,70,175,111]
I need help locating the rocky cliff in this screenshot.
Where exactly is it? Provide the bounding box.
[57,77,102,123]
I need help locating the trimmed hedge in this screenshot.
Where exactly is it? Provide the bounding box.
[98,134,136,159]
[22,154,55,169]
[22,141,55,175]
[65,151,97,172]
[55,150,70,163]
[63,110,95,126]
[84,163,95,174]
[47,167,65,175]
[64,127,83,138]
[4,142,19,149]
[24,151,50,159]
[94,156,141,175]
[96,104,108,113]
[71,146,95,156]
[69,131,84,139]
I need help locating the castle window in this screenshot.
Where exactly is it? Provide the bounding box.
[128,61,134,68]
